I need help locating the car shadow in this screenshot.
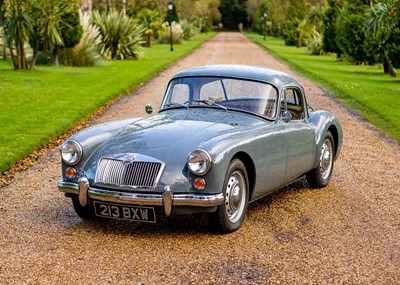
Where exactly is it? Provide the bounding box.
[51,177,312,237]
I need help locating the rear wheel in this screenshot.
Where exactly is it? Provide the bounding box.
[307,131,335,188]
[210,159,249,233]
[72,199,96,220]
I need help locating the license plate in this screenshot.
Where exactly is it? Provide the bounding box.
[94,202,156,223]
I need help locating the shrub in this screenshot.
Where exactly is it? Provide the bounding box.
[59,13,101,66]
[91,10,145,60]
[307,32,322,55]
[181,19,199,41]
[160,22,183,44]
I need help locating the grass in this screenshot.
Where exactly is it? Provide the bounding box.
[246,33,400,143]
[0,33,216,174]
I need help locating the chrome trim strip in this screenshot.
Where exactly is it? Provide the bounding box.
[58,181,224,208]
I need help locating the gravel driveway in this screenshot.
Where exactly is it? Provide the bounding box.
[1,32,399,284]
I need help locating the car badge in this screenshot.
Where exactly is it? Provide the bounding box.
[123,153,138,165]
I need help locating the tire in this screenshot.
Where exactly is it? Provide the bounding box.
[210,159,249,233]
[307,131,335,188]
[72,199,96,220]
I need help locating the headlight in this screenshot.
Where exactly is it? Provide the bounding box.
[188,149,212,176]
[61,140,82,165]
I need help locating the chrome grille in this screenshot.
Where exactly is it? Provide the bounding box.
[95,154,164,190]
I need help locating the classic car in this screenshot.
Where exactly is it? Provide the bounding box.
[58,64,343,233]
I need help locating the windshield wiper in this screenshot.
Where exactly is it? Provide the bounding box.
[193,99,227,112]
[164,102,189,110]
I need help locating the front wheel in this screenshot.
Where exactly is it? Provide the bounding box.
[210,159,249,233]
[72,199,96,220]
[307,131,335,188]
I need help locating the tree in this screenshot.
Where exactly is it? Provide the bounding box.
[322,0,343,57]
[253,1,268,35]
[137,7,162,47]
[219,0,248,30]
[283,0,311,47]
[2,0,33,69]
[366,0,400,76]
[336,0,371,63]
[29,0,82,68]
[0,0,6,60]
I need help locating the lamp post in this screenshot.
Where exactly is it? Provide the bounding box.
[263,13,267,41]
[168,0,174,52]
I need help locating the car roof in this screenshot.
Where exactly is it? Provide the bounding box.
[171,64,301,90]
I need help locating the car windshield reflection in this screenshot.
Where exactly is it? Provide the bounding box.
[161,76,279,120]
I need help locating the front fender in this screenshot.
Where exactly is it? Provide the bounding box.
[61,118,140,182]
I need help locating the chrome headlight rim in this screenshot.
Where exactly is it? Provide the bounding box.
[187,149,212,176]
[61,140,83,166]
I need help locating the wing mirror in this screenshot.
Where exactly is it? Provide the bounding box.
[145,103,153,114]
[281,111,292,123]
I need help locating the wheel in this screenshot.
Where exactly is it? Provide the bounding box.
[72,199,96,220]
[307,131,335,188]
[210,159,249,233]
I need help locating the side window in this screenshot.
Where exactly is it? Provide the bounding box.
[283,88,305,120]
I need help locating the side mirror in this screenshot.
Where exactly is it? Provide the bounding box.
[145,103,153,114]
[281,111,292,123]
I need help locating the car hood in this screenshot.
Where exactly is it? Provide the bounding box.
[82,109,262,184]
[94,111,235,154]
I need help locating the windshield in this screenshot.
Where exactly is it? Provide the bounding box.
[161,76,279,120]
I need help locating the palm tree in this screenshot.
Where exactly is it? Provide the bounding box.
[30,0,82,69]
[2,0,33,69]
[366,0,400,77]
[138,8,162,47]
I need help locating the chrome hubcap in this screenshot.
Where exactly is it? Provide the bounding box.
[320,139,333,180]
[225,170,246,223]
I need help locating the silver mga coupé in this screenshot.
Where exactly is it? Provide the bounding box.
[58,65,342,233]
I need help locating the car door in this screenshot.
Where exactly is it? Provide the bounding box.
[281,87,316,183]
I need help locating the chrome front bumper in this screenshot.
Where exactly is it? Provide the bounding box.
[58,177,224,216]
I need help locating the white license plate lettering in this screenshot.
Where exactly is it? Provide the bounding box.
[94,202,156,223]
[140,209,149,221]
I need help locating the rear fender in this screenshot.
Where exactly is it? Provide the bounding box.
[309,111,343,167]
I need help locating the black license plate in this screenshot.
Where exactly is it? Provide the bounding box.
[94,202,156,223]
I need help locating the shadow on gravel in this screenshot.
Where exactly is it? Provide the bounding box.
[49,177,313,237]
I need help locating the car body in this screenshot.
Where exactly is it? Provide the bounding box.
[58,65,343,233]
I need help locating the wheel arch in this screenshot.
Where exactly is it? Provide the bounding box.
[327,125,340,159]
[231,152,256,201]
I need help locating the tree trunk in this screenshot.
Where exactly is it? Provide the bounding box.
[8,41,18,69]
[146,33,151,47]
[52,47,59,66]
[384,50,397,77]
[20,42,27,70]
[122,0,126,15]
[2,31,6,61]
[296,30,302,48]
[30,44,40,70]
[16,44,22,69]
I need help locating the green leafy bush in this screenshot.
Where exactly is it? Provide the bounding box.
[91,10,145,60]
[59,13,100,66]
[181,19,199,41]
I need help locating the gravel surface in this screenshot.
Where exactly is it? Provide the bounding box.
[1,32,399,284]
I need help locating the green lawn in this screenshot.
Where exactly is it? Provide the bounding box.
[0,33,215,174]
[246,33,400,143]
